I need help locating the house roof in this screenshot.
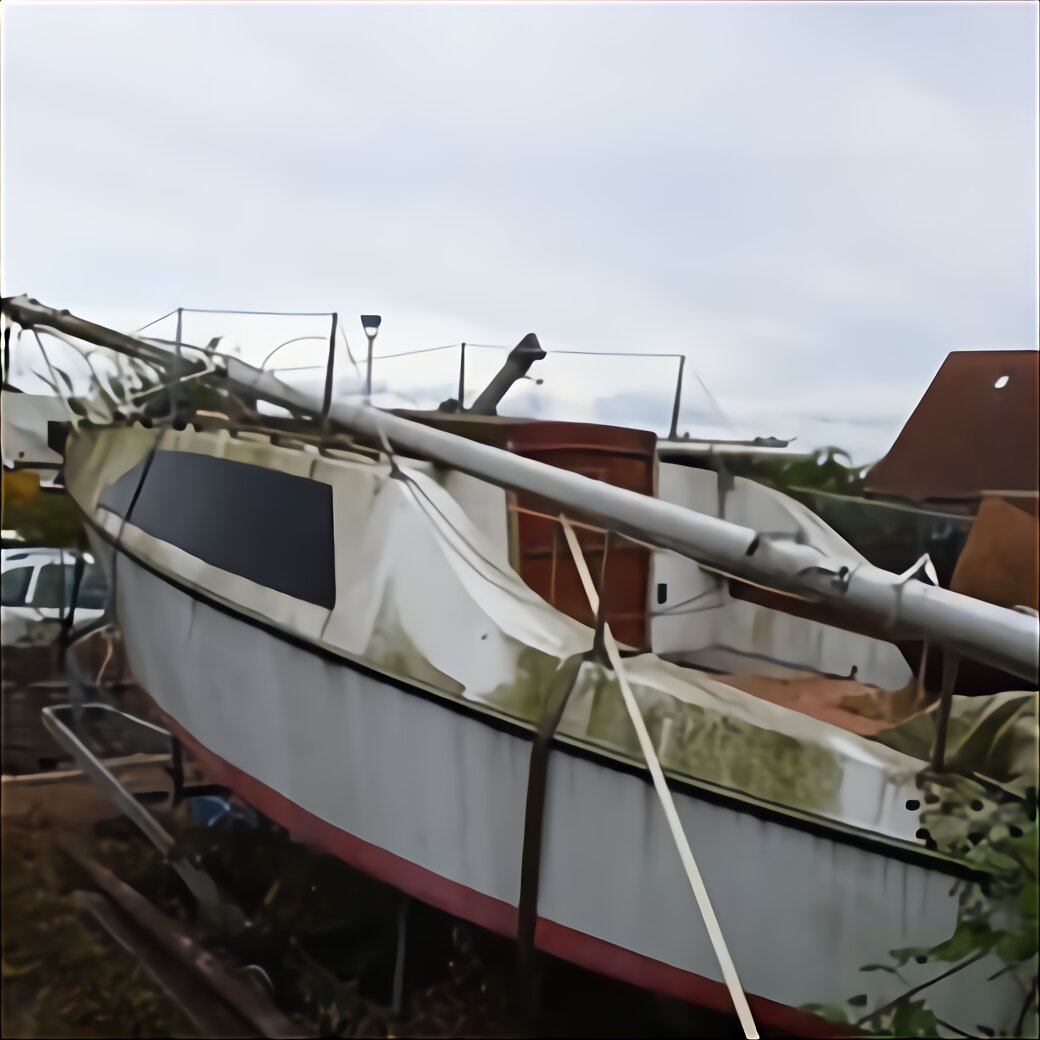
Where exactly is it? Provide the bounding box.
[865,350,1039,504]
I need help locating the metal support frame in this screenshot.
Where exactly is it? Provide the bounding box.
[668,354,686,440]
[514,652,588,1005]
[457,342,466,410]
[931,653,961,772]
[166,735,232,806]
[391,896,410,1018]
[59,550,86,650]
[69,889,257,1038]
[59,837,303,1039]
[361,315,382,400]
[589,530,613,661]
[58,550,89,715]
[172,307,184,422]
[41,701,245,931]
[321,312,338,420]
[42,703,175,853]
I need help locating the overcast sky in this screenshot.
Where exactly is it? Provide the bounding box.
[3,1,1037,460]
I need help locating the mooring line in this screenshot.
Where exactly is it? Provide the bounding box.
[559,516,760,1040]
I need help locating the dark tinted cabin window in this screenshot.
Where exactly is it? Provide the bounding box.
[98,451,336,607]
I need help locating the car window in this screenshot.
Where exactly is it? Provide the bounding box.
[77,563,109,610]
[1,566,33,606]
[21,560,108,611]
[30,563,75,609]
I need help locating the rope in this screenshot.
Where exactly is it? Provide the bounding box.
[94,629,115,687]
[559,516,760,1040]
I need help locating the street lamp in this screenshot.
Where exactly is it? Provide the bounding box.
[361,314,382,399]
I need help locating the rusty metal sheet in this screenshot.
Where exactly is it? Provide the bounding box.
[949,492,1040,611]
[865,350,1038,504]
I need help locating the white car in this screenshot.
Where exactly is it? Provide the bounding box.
[1,547,108,647]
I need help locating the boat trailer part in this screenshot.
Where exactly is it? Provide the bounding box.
[4,293,1037,682]
[41,702,245,933]
[62,839,303,1039]
[68,889,259,1038]
[60,837,298,1039]
[38,698,424,1036]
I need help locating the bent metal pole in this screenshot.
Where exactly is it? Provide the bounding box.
[4,294,1037,683]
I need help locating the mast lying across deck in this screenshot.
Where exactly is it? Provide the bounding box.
[3,293,1037,683]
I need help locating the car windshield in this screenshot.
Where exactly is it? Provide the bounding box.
[31,563,75,609]
[28,560,109,611]
[78,563,109,610]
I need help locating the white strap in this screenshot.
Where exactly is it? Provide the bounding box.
[560,517,759,1040]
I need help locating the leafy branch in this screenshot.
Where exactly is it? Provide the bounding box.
[802,768,1038,1038]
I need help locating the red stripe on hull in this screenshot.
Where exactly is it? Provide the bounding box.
[159,708,518,937]
[159,709,854,1037]
[535,918,857,1037]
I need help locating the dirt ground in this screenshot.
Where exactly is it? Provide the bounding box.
[1,805,196,1039]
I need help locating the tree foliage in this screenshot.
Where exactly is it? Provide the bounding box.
[1,478,84,549]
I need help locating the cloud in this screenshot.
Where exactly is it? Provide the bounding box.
[2,2,1036,464]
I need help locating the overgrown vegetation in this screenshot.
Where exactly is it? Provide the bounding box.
[1,811,194,1038]
[716,445,972,582]
[2,478,84,548]
[803,692,1040,1037]
[719,445,869,497]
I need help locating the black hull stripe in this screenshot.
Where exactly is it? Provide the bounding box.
[82,511,984,882]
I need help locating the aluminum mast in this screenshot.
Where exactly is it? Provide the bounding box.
[4,294,1037,682]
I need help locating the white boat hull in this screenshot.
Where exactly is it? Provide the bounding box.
[87,533,1021,1033]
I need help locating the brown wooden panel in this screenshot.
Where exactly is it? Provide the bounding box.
[506,422,656,649]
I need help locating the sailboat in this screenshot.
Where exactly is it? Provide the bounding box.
[2,294,1036,1036]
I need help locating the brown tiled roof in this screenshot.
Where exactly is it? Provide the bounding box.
[865,350,1038,503]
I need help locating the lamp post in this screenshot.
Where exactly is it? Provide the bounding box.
[361,315,382,400]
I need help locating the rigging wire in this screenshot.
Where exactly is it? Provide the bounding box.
[337,323,361,377]
[175,306,335,317]
[35,328,151,416]
[29,329,80,426]
[261,335,329,371]
[688,364,736,435]
[133,310,178,334]
[368,343,459,361]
